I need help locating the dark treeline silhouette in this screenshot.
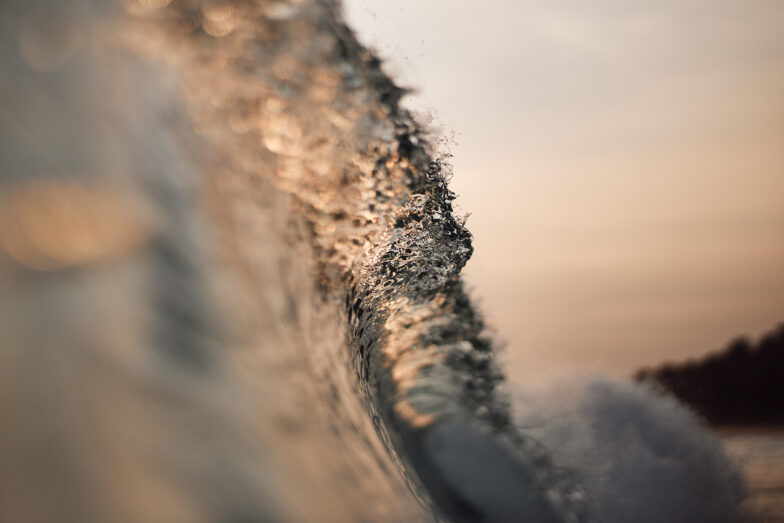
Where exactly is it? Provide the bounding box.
[635,323,784,426]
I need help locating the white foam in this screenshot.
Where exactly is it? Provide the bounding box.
[514,379,746,522]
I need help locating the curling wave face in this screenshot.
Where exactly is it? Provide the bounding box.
[0,1,746,522]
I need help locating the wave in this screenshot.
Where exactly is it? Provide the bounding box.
[0,0,747,521]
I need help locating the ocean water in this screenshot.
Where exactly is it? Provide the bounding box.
[721,430,784,522]
[0,1,755,521]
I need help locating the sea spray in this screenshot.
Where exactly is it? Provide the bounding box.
[515,379,746,522]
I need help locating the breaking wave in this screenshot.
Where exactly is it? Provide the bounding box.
[0,0,748,521]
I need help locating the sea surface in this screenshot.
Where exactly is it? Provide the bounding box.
[720,429,784,522]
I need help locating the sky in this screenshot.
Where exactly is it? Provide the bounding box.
[343,0,784,381]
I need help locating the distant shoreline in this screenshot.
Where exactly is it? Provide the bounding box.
[712,425,784,437]
[635,322,784,426]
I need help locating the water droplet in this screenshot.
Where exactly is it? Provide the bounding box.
[124,0,173,15]
[202,3,237,38]
[0,181,152,271]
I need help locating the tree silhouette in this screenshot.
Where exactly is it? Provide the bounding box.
[635,323,784,425]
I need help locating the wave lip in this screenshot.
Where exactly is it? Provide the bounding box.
[345,163,590,521]
[128,0,592,519]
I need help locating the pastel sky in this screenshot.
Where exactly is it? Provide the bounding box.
[343,0,784,381]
